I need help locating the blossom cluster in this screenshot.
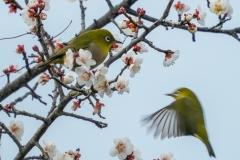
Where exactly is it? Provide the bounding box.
[173,0,233,34]
[20,0,50,32]
[43,140,81,160]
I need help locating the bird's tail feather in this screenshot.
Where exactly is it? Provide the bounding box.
[205,141,216,158]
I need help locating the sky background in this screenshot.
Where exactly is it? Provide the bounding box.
[0,0,240,160]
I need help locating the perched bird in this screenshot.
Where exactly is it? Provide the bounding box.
[141,87,215,157]
[38,29,122,70]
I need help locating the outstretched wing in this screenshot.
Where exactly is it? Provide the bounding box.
[141,97,197,139]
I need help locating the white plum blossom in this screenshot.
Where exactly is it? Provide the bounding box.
[118,17,138,36]
[109,137,134,160]
[123,28,135,36]
[94,64,108,80]
[76,49,96,69]
[38,72,50,86]
[122,51,136,65]
[160,152,176,160]
[194,5,206,26]
[122,51,143,77]
[8,120,24,141]
[117,20,129,29]
[53,152,73,160]
[163,50,180,67]
[173,1,190,15]
[21,8,36,27]
[111,34,123,52]
[129,58,142,77]
[115,75,130,94]
[94,78,113,98]
[64,49,74,70]
[127,149,142,160]
[133,42,148,53]
[62,73,74,84]
[75,66,94,87]
[42,140,58,158]
[209,0,232,17]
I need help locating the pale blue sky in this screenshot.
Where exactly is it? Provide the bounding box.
[0,0,240,160]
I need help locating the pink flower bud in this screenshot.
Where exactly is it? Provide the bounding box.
[15,45,24,54]
[8,3,17,13]
[39,13,47,20]
[137,8,146,17]
[4,104,11,109]
[118,7,126,14]
[32,45,39,52]
[2,67,9,74]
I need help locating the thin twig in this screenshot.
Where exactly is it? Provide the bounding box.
[24,83,47,105]
[11,82,39,105]
[0,32,31,41]
[12,0,23,10]
[142,39,170,53]
[22,52,31,75]
[52,77,86,94]
[52,21,72,39]
[60,111,108,129]
[206,0,210,8]
[47,89,59,116]
[35,142,49,160]
[109,65,128,84]
[110,18,128,36]
[0,122,22,150]
[209,17,231,30]
[123,13,148,30]
[0,104,45,121]
[79,1,86,31]
[24,156,45,160]
[178,14,181,22]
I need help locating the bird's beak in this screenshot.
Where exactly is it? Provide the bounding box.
[165,93,173,97]
[113,39,123,44]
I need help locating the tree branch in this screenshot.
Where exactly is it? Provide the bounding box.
[60,111,108,129]
[0,122,22,150]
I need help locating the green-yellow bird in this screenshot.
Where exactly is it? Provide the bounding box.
[38,29,121,70]
[141,87,215,157]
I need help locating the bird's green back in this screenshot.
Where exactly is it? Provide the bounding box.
[50,29,115,69]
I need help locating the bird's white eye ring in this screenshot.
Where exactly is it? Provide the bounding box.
[174,91,180,96]
[105,36,111,42]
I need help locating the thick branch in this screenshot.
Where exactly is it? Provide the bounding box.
[13,94,72,160]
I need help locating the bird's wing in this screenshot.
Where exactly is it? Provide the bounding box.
[141,97,196,139]
[49,37,93,61]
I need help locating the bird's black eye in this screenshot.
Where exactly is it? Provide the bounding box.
[105,36,111,42]
[174,91,180,96]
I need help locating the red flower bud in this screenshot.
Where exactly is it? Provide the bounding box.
[118,7,126,14]
[32,45,39,52]
[16,45,25,54]
[137,8,146,17]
